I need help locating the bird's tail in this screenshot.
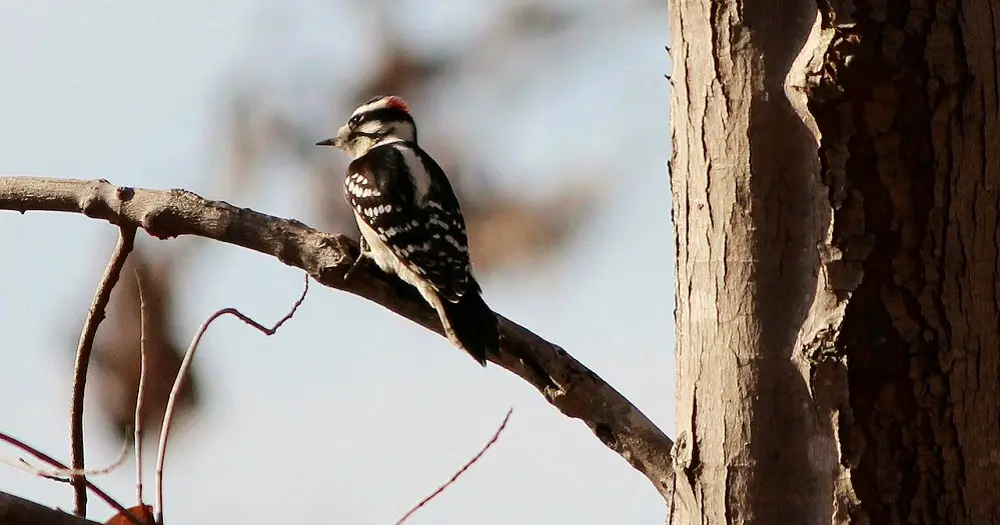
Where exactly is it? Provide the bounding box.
[437,291,499,366]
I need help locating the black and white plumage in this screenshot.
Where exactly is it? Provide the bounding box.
[315,95,499,365]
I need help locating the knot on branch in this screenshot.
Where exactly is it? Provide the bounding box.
[115,186,135,202]
[79,179,115,221]
[594,422,618,449]
[140,205,185,240]
[312,234,358,279]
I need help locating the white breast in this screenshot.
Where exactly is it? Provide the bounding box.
[355,217,438,306]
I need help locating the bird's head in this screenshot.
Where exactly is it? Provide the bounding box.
[315,95,417,158]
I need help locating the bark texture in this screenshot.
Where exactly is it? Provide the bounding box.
[669,1,835,523]
[811,0,1000,523]
[670,0,1000,523]
[671,0,836,524]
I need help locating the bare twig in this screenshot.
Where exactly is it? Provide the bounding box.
[70,226,137,517]
[395,408,513,525]
[0,432,147,525]
[3,436,129,479]
[13,458,67,482]
[153,274,309,523]
[134,271,150,506]
[0,176,676,500]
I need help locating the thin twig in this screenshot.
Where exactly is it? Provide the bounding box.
[394,408,514,525]
[3,436,129,479]
[15,458,67,482]
[0,432,147,525]
[134,270,150,507]
[70,226,137,517]
[153,274,310,524]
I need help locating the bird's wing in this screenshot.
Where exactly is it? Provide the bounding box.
[346,144,472,301]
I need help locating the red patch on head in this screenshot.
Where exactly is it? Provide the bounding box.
[385,96,409,113]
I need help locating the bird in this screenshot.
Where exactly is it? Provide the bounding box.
[315,95,499,365]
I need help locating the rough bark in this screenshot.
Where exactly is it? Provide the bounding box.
[670,0,1000,523]
[812,0,1000,523]
[0,176,676,502]
[669,1,834,523]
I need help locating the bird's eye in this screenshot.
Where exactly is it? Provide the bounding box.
[349,114,365,126]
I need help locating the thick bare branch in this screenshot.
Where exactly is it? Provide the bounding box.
[0,176,675,499]
[0,491,103,525]
[70,226,136,517]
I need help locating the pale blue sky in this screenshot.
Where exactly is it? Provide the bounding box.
[0,1,674,523]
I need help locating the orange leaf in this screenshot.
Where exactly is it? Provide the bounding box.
[105,504,154,525]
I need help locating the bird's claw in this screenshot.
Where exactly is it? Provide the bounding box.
[344,253,367,282]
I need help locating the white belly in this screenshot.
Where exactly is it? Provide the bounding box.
[356,217,438,306]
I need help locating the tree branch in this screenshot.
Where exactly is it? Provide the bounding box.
[69,226,135,517]
[0,176,675,499]
[134,272,149,508]
[0,491,103,525]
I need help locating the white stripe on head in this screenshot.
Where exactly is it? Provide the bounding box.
[352,97,392,118]
[357,120,384,134]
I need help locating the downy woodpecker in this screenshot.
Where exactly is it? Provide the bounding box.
[315,95,499,365]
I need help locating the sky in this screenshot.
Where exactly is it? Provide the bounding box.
[0,1,674,523]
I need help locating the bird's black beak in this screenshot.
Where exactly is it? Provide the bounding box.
[315,138,337,146]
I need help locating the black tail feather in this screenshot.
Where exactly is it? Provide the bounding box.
[438,291,499,366]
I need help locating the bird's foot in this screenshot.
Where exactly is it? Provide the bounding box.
[343,253,368,282]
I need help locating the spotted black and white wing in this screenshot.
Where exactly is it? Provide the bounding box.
[345,142,473,302]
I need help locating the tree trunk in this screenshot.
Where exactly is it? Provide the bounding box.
[668,1,1000,523]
